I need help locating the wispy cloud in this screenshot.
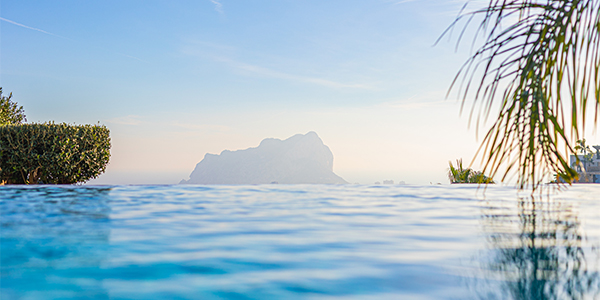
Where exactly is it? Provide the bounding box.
[181,40,374,89]
[116,52,147,63]
[1,17,146,62]
[378,90,454,109]
[0,17,70,39]
[221,57,373,89]
[209,0,223,13]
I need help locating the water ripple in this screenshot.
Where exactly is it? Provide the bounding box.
[1,184,599,299]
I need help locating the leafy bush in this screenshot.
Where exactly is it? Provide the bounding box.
[0,88,26,125]
[448,159,494,184]
[0,123,110,184]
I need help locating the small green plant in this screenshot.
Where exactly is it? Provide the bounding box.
[0,88,26,125]
[573,139,595,170]
[448,159,494,184]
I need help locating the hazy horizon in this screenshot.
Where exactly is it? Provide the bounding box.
[2,0,598,185]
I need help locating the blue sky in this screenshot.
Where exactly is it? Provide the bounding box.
[2,0,598,184]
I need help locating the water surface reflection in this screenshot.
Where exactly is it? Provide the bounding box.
[475,194,600,299]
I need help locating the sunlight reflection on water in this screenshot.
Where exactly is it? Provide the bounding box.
[1,184,599,299]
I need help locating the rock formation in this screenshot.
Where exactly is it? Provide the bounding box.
[180,132,347,184]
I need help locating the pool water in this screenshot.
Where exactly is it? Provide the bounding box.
[1,185,599,299]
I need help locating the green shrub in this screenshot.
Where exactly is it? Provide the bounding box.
[448,159,495,184]
[0,123,110,184]
[0,88,26,125]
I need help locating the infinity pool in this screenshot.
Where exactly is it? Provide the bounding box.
[1,185,599,299]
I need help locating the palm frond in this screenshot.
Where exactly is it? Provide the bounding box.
[444,0,600,189]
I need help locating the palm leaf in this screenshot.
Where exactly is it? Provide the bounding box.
[443,0,600,189]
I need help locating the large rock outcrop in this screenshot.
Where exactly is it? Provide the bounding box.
[180,132,347,184]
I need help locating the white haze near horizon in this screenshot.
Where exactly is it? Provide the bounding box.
[1,0,597,185]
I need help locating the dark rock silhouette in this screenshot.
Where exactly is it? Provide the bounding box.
[180,132,347,184]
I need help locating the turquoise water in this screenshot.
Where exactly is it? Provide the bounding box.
[1,185,599,299]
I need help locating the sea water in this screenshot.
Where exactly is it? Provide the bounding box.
[1,184,599,299]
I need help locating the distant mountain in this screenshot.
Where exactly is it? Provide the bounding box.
[180,132,347,184]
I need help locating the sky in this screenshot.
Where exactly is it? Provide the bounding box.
[1,0,598,185]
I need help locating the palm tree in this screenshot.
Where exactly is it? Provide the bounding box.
[443,0,600,189]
